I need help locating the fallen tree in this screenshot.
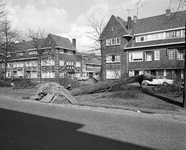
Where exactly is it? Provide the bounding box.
[35,75,154,103]
[69,75,154,96]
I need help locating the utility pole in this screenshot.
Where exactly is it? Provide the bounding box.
[183,21,186,108]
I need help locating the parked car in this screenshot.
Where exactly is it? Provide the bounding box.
[77,76,89,81]
[143,76,174,86]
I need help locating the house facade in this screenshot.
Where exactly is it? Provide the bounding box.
[100,15,129,80]
[79,53,101,79]
[125,9,185,81]
[0,34,82,80]
[101,9,185,81]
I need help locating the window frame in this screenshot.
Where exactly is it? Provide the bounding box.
[115,37,121,45]
[154,50,160,61]
[144,51,153,61]
[129,51,143,62]
[168,49,175,60]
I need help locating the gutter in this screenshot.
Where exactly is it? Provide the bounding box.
[124,41,185,50]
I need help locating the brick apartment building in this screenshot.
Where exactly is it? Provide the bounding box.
[0,33,101,81]
[0,34,82,80]
[101,9,185,81]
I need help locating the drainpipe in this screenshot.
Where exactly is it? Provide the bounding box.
[183,21,186,108]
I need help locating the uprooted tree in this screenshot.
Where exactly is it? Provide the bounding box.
[36,74,154,100]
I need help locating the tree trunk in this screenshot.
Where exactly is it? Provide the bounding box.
[69,75,153,96]
[70,81,113,96]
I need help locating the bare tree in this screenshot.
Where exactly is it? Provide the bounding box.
[0,0,7,20]
[86,15,106,81]
[169,0,186,10]
[25,28,47,83]
[0,18,20,82]
[86,15,106,53]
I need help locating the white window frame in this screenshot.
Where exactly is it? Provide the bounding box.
[106,54,120,63]
[76,61,81,67]
[116,37,121,45]
[177,49,184,60]
[106,39,110,46]
[145,51,153,61]
[168,49,175,60]
[59,60,65,66]
[154,50,160,61]
[111,38,115,45]
[129,51,143,62]
[106,70,121,79]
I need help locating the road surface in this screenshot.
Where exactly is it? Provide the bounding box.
[0,96,186,150]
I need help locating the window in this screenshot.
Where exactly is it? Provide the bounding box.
[175,30,181,37]
[106,70,121,79]
[168,49,175,60]
[76,61,81,67]
[30,71,37,78]
[2,63,5,68]
[7,63,11,68]
[177,49,184,60]
[166,30,182,38]
[29,51,37,55]
[106,54,120,63]
[148,34,158,40]
[136,35,148,42]
[59,50,64,54]
[145,51,153,61]
[154,50,160,60]
[17,52,24,56]
[182,29,185,37]
[106,39,110,46]
[129,52,143,62]
[116,37,121,45]
[158,33,164,39]
[111,38,115,45]
[59,60,65,66]
[42,59,55,66]
[42,72,55,78]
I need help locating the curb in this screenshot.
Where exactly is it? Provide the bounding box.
[75,102,186,116]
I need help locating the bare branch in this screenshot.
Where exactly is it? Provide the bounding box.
[86,15,106,53]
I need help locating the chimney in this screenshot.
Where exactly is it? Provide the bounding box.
[166,9,171,16]
[72,38,76,48]
[133,15,137,23]
[127,16,132,30]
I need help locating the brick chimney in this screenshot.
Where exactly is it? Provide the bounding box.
[127,16,132,30]
[72,38,76,48]
[133,15,137,23]
[166,9,171,16]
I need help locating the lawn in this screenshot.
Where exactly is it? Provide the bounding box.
[0,85,184,112]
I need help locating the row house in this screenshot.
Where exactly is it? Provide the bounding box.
[101,9,185,81]
[78,52,101,79]
[100,15,129,80]
[0,34,82,80]
[125,9,185,81]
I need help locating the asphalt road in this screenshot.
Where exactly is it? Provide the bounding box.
[0,96,186,150]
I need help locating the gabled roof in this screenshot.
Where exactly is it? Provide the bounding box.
[100,15,129,38]
[125,10,186,49]
[114,15,128,32]
[49,34,76,51]
[132,10,186,35]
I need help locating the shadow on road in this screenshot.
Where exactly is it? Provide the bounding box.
[0,108,157,150]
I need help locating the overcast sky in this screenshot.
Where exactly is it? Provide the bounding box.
[5,0,180,52]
